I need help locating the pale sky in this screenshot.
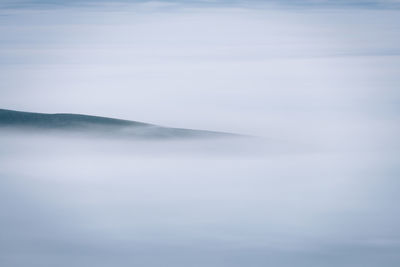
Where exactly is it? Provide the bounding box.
[1,2,400,266]
[0,0,399,145]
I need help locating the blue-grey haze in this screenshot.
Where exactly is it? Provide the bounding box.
[1,0,400,9]
[0,0,399,266]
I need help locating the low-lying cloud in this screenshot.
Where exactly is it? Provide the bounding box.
[1,1,399,266]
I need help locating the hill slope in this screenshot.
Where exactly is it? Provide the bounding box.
[0,109,236,139]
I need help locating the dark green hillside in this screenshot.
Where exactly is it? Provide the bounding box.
[0,109,236,139]
[0,109,150,129]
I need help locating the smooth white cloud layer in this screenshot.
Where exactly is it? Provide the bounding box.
[1,2,400,266]
[1,5,399,149]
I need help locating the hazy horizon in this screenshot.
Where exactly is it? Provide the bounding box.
[1,0,400,266]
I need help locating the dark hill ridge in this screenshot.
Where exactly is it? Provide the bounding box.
[0,109,236,139]
[0,109,150,128]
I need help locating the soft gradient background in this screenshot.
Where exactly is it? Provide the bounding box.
[1,1,400,266]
